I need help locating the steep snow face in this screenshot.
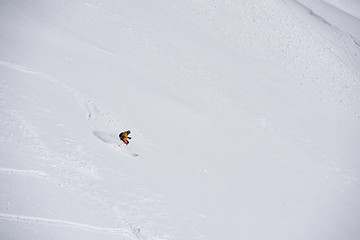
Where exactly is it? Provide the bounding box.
[171,0,360,118]
[1,1,360,240]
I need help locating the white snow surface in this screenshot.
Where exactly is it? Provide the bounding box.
[1,0,360,240]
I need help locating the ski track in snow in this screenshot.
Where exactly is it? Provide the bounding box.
[0,213,131,235]
[0,59,91,114]
[0,168,48,178]
[0,59,122,132]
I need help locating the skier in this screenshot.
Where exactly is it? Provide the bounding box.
[119,130,131,145]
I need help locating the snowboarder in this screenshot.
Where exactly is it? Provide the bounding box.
[119,130,131,145]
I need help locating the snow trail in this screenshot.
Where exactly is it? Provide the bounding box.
[0,168,48,177]
[0,59,128,134]
[0,213,131,235]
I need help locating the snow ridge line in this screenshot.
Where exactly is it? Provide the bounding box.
[283,0,359,39]
[0,213,131,235]
[0,168,48,177]
[281,0,360,74]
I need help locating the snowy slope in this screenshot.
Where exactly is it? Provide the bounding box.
[1,1,360,240]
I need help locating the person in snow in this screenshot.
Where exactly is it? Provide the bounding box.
[119,130,131,145]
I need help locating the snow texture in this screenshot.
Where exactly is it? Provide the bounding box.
[1,0,360,240]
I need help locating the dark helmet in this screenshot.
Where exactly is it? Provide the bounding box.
[127,130,131,134]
